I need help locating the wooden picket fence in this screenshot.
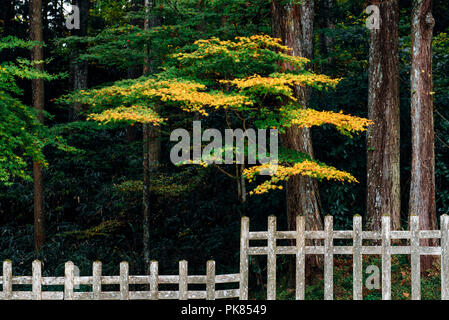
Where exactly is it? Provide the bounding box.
[239,214,449,300]
[0,260,240,300]
[2,214,449,300]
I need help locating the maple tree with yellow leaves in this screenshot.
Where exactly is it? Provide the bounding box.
[60,34,372,198]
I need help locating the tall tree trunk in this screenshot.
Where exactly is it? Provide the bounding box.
[410,0,437,273]
[30,0,45,253]
[69,0,89,121]
[320,0,335,67]
[126,0,142,144]
[142,0,161,271]
[143,121,160,269]
[271,0,324,277]
[366,0,401,232]
[128,0,143,79]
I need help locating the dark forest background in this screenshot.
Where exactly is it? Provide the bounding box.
[1,0,449,298]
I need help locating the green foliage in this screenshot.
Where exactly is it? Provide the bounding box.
[0,37,70,185]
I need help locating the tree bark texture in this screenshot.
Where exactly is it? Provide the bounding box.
[366,0,401,232]
[271,0,324,273]
[320,0,335,67]
[410,0,437,273]
[69,0,89,121]
[30,0,45,253]
[143,0,161,271]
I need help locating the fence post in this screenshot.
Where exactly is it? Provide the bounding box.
[324,215,334,300]
[206,260,216,300]
[3,260,12,300]
[64,261,74,300]
[267,215,277,300]
[179,260,188,300]
[239,216,249,300]
[32,260,42,300]
[92,261,102,300]
[296,215,305,300]
[441,215,449,300]
[120,261,129,300]
[382,215,391,300]
[410,214,420,300]
[353,215,363,300]
[150,260,159,300]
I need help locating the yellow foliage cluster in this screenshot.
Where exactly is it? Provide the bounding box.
[140,80,252,115]
[81,78,252,120]
[288,109,373,135]
[172,35,310,69]
[221,73,340,99]
[80,78,207,103]
[193,34,293,52]
[88,105,165,125]
[244,160,359,195]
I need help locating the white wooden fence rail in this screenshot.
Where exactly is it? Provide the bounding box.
[240,214,449,301]
[0,260,240,300]
[2,214,449,300]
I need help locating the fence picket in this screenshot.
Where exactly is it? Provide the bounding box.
[239,216,249,300]
[296,215,305,300]
[120,261,129,300]
[93,261,102,300]
[382,215,391,300]
[410,215,420,300]
[150,261,158,300]
[353,215,362,300]
[32,260,42,300]
[3,260,12,300]
[267,215,276,300]
[324,216,334,300]
[206,260,215,300]
[64,261,74,300]
[179,260,188,300]
[442,215,449,300]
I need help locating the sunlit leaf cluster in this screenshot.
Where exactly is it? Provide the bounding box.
[244,160,358,195]
[286,108,373,137]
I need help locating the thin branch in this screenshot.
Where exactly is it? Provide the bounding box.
[213,163,236,179]
[436,133,449,149]
[436,108,449,124]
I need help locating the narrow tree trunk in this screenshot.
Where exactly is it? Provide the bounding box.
[240,164,246,203]
[271,0,324,277]
[142,123,151,268]
[142,122,160,268]
[128,0,143,79]
[143,0,160,75]
[410,0,437,273]
[320,0,335,67]
[366,0,401,232]
[127,0,142,145]
[30,0,45,253]
[142,0,161,270]
[69,0,89,121]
